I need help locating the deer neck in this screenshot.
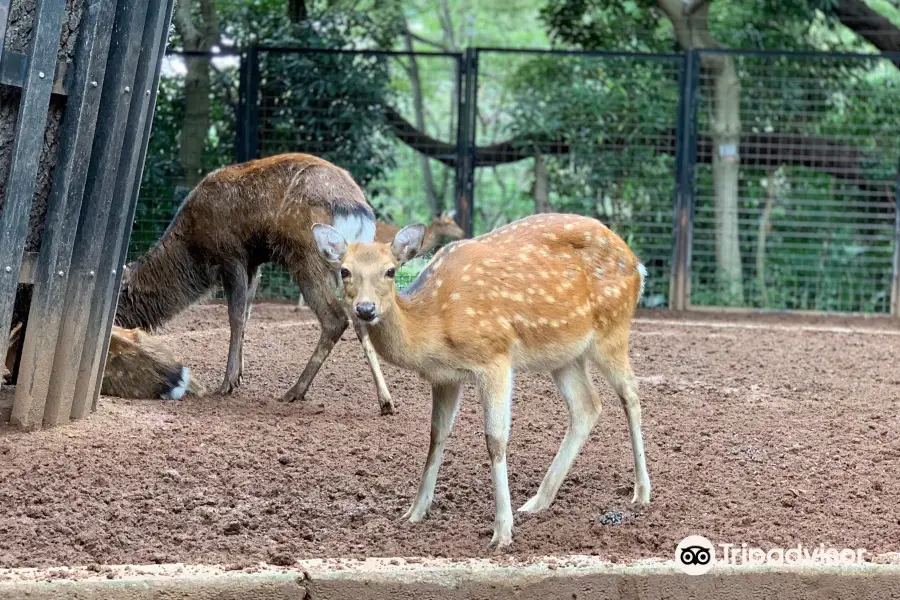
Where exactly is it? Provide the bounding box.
[115,239,213,330]
[421,224,439,253]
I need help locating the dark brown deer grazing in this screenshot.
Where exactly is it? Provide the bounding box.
[313,213,651,549]
[6,323,204,400]
[296,210,465,309]
[115,153,395,414]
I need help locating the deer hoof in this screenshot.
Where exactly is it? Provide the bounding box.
[517,494,550,514]
[402,504,429,523]
[487,533,513,551]
[216,381,237,396]
[631,483,651,505]
[380,400,396,416]
[279,390,304,403]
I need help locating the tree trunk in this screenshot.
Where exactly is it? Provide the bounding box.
[172,0,218,191]
[178,55,211,189]
[710,55,744,304]
[402,22,439,216]
[657,0,744,304]
[288,0,307,23]
[832,0,900,54]
[534,152,551,213]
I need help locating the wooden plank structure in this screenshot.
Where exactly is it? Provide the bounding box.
[0,0,175,430]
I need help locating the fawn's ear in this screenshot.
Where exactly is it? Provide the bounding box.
[391,223,426,264]
[312,223,348,267]
[444,209,456,220]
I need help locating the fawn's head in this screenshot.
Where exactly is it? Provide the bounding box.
[313,222,425,324]
[431,210,464,241]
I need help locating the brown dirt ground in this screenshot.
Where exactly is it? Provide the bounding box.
[1,303,899,570]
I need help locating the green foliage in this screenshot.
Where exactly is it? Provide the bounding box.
[539,0,669,52]
[133,0,900,313]
[490,0,900,311]
[492,53,680,306]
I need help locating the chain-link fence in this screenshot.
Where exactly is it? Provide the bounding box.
[471,50,682,309]
[133,51,241,261]
[250,49,462,296]
[689,51,900,313]
[133,47,900,316]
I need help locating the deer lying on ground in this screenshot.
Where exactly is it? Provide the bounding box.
[115,153,395,414]
[6,322,204,400]
[312,212,651,549]
[296,210,464,309]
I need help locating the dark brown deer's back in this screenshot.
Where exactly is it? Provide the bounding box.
[172,154,373,260]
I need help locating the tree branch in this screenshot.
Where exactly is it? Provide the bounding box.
[407,31,449,51]
[438,0,459,51]
[831,0,900,54]
[383,105,892,205]
[401,20,439,214]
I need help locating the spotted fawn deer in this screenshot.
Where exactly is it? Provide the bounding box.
[312,212,651,549]
[296,210,464,309]
[116,153,395,414]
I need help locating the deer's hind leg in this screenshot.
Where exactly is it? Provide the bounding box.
[519,355,601,514]
[592,333,650,505]
[235,263,262,382]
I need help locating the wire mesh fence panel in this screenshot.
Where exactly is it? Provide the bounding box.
[131,47,900,316]
[472,51,682,309]
[690,51,900,313]
[254,49,461,297]
[132,52,240,264]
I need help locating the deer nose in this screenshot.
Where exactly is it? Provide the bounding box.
[356,302,377,322]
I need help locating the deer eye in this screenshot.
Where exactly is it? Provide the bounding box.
[340,267,351,279]
[385,268,396,279]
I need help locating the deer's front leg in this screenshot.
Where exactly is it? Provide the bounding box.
[404,381,462,522]
[218,262,249,395]
[478,364,514,550]
[351,319,395,415]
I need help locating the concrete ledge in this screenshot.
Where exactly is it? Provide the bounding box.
[3,556,900,600]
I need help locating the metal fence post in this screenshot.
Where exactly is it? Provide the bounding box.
[892,152,900,316]
[453,52,467,234]
[454,47,479,238]
[468,49,479,238]
[669,49,700,312]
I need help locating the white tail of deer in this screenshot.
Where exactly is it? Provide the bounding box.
[313,212,651,549]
